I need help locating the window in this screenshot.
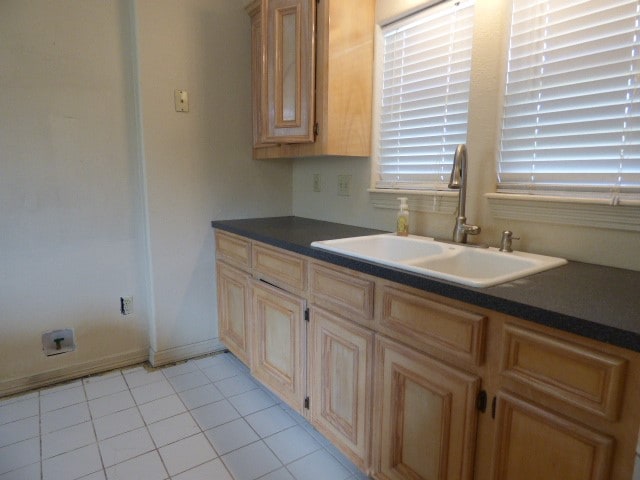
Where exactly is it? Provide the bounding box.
[498,0,640,203]
[375,0,476,190]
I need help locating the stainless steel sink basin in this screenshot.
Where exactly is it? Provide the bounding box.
[311,233,567,288]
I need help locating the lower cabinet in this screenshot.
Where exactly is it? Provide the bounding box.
[308,307,374,473]
[217,262,252,365]
[215,232,640,480]
[251,279,307,414]
[372,335,481,480]
[491,391,614,480]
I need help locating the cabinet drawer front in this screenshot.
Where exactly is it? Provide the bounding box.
[215,231,251,269]
[253,243,307,291]
[379,286,486,366]
[501,324,627,420]
[310,262,374,321]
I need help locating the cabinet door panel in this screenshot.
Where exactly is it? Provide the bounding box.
[309,308,373,472]
[251,280,306,413]
[217,262,252,365]
[491,391,614,480]
[262,0,315,143]
[373,336,480,480]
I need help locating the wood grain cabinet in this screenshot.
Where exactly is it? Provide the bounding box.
[215,232,252,365]
[489,322,635,480]
[214,231,640,480]
[251,279,307,413]
[372,335,481,480]
[246,0,375,159]
[308,307,374,472]
[216,261,252,365]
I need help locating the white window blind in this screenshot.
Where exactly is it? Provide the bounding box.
[376,0,476,190]
[498,0,640,202]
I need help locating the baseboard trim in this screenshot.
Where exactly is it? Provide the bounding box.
[148,338,226,367]
[0,348,149,398]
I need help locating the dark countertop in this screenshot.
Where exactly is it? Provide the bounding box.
[212,216,640,353]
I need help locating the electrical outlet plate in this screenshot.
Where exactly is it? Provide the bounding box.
[338,175,351,196]
[120,296,133,315]
[313,174,321,192]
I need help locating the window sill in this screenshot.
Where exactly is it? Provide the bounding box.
[486,193,640,232]
[368,189,458,215]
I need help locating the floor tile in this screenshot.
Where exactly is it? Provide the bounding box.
[148,412,200,447]
[0,392,37,408]
[40,380,82,396]
[193,354,232,371]
[215,373,258,398]
[98,426,155,468]
[42,421,95,459]
[130,379,174,405]
[88,390,135,419]
[122,367,165,389]
[41,401,91,434]
[200,361,244,383]
[244,405,296,438]
[0,417,39,448]
[178,384,224,410]
[204,418,259,455]
[40,385,86,412]
[228,388,277,416]
[83,375,127,400]
[158,433,217,477]
[2,453,39,480]
[161,361,199,379]
[264,425,321,464]
[105,450,167,480]
[286,449,351,480]
[172,458,233,480]
[42,443,102,480]
[0,398,38,426]
[190,399,240,431]
[138,394,186,425]
[0,462,41,480]
[78,471,106,480]
[167,371,210,393]
[257,468,295,480]
[93,407,145,441]
[222,440,283,480]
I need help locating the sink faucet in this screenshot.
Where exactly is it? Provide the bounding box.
[448,144,481,243]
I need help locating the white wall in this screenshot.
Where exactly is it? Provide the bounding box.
[0,0,292,395]
[135,0,291,364]
[0,1,149,394]
[293,0,640,272]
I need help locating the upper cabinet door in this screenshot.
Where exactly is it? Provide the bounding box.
[261,0,316,144]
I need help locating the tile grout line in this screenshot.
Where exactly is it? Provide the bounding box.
[82,373,108,480]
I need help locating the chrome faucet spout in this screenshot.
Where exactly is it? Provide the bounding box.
[449,144,480,244]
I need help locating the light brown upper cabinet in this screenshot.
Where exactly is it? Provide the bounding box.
[246,0,375,159]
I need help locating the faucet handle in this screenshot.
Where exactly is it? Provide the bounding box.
[499,230,520,252]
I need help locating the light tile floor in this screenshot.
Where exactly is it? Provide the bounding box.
[0,352,371,480]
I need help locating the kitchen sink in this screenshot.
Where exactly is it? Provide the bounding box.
[311,233,567,288]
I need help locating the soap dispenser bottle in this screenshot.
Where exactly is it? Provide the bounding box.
[396,197,409,236]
